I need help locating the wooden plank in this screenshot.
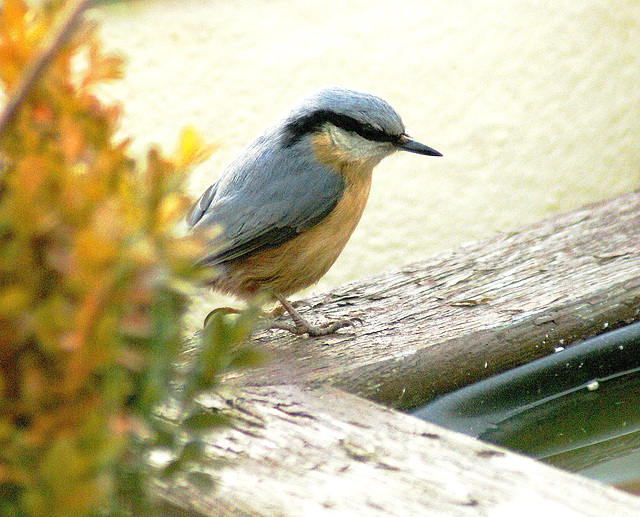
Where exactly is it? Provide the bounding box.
[199,191,640,410]
[153,384,640,517]
[158,192,640,516]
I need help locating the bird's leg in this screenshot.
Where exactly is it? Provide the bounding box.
[269,292,353,337]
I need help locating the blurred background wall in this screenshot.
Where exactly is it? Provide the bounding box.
[96,0,640,322]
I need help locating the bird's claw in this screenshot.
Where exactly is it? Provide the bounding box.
[269,316,357,337]
[203,306,242,327]
[269,292,362,337]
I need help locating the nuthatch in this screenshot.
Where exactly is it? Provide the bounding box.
[188,87,441,336]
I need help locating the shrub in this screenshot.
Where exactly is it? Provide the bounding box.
[0,1,257,515]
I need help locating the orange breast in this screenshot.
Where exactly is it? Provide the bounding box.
[216,133,375,299]
[220,173,371,298]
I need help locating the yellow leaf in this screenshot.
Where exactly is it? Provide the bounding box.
[157,192,189,227]
[173,125,218,170]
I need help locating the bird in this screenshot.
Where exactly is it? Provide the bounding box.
[187,86,442,336]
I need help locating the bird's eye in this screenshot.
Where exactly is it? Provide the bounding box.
[355,123,396,144]
[358,124,382,140]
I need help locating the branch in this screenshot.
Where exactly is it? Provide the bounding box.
[0,0,93,136]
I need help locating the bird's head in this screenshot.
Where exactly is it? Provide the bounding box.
[280,87,441,169]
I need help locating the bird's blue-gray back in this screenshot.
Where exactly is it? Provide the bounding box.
[187,127,345,265]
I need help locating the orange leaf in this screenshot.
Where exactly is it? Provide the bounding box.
[1,0,28,39]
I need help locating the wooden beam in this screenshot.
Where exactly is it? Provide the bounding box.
[192,190,640,410]
[153,384,640,516]
[158,192,640,515]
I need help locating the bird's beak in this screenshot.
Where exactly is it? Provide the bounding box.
[397,133,442,156]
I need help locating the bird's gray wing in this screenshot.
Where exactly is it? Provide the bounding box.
[187,181,219,228]
[187,146,345,266]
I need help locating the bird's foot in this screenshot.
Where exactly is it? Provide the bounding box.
[203,306,242,326]
[271,293,358,337]
[269,317,355,337]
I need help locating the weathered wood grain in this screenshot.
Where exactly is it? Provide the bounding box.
[160,191,640,516]
[210,191,640,410]
[153,384,640,517]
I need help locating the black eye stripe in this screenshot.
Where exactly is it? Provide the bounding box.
[284,110,398,147]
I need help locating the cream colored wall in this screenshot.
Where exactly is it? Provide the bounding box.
[97,0,640,325]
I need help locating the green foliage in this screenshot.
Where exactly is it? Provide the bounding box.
[0,1,259,515]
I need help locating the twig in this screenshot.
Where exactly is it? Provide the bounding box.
[0,0,93,137]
